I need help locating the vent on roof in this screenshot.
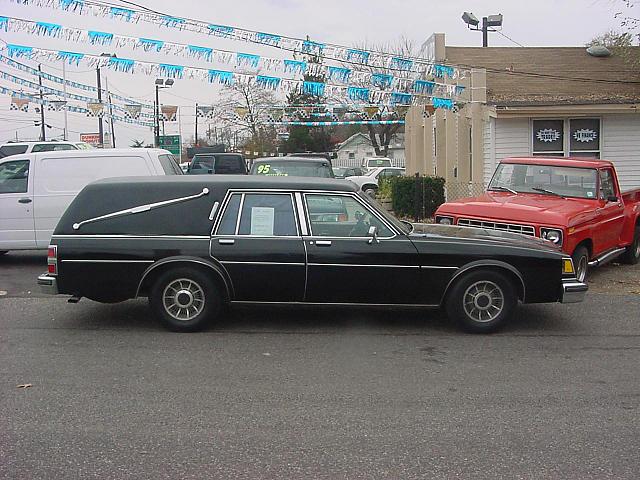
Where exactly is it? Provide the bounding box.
[586,45,611,57]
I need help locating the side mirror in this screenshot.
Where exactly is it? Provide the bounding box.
[607,195,618,203]
[367,225,379,244]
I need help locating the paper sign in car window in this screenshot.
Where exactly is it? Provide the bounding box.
[251,207,275,236]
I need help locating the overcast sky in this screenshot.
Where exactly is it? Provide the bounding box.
[0,0,635,148]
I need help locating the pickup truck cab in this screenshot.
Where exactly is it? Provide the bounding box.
[435,157,640,281]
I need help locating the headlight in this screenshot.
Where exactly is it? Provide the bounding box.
[541,228,563,245]
[562,258,575,275]
[436,216,453,225]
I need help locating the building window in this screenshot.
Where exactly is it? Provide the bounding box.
[348,152,355,160]
[532,118,600,158]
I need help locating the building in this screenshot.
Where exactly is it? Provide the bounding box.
[335,132,406,168]
[405,34,640,199]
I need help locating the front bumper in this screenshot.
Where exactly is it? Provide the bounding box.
[561,279,588,303]
[37,273,58,295]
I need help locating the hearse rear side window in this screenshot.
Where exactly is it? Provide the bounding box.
[217,193,241,235]
[217,193,298,236]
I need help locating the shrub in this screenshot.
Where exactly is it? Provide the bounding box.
[390,175,446,220]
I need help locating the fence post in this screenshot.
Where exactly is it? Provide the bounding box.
[414,173,421,222]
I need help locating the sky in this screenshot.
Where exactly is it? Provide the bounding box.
[0,0,635,148]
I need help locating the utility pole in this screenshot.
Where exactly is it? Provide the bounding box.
[105,76,115,147]
[62,61,68,140]
[482,17,488,47]
[37,64,46,141]
[96,66,104,147]
[194,103,198,146]
[154,84,160,147]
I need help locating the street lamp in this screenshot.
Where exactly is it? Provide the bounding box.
[462,11,503,47]
[155,78,174,147]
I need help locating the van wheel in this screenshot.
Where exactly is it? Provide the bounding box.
[445,270,517,333]
[572,246,589,282]
[622,226,640,265]
[149,267,220,332]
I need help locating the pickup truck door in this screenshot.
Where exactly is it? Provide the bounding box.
[210,192,306,302]
[0,158,36,250]
[593,168,625,253]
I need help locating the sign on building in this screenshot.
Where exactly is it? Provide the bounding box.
[80,133,101,146]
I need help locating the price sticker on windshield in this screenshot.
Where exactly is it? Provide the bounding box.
[257,164,271,174]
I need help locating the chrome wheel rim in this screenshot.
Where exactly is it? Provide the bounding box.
[163,278,205,322]
[463,280,504,323]
[576,256,588,283]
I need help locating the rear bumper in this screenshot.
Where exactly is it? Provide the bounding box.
[37,273,58,295]
[561,279,588,303]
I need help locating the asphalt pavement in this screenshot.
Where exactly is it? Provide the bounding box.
[1,251,639,479]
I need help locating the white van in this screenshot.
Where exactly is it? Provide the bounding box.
[0,148,181,253]
[0,140,92,158]
[361,157,393,170]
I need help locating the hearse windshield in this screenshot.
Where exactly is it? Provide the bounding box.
[488,163,598,199]
[251,160,333,178]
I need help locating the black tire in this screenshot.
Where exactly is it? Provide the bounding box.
[445,270,517,334]
[571,245,589,283]
[363,186,377,198]
[149,267,221,332]
[622,226,640,265]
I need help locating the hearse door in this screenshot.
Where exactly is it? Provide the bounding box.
[210,192,306,302]
[302,193,421,304]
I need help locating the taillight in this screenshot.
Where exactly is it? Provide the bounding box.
[47,245,58,275]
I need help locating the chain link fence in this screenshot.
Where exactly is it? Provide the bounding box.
[445,182,487,202]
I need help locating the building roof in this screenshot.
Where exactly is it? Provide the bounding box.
[446,46,640,106]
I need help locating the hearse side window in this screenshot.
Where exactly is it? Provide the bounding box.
[306,194,394,238]
[238,193,297,236]
[217,194,242,235]
[0,159,29,194]
[158,154,182,175]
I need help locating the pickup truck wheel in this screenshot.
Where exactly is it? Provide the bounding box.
[445,270,517,333]
[571,246,589,283]
[622,226,640,265]
[149,267,221,332]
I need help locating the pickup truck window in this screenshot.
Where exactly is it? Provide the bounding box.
[0,159,29,193]
[489,163,598,199]
[599,169,616,199]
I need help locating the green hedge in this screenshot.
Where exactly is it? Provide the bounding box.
[388,175,446,220]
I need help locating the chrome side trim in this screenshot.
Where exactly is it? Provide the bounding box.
[234,193,246,235]
[221,261,305,266]
[61,259,154,264]
[588,247,626,267]
[302,236,308,302]
[208,201,220,221]
[294,192,309,236]
[308,263,419,269]
[72,188,209,230]
[52,235,210,240]
[230,300,440,307]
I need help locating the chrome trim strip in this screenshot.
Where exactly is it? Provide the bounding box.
[230,301,440,307]
[52,234,210,240]
[302,237,308,302]
[208,201,220,221]
[457,217,535,236]
[234,193,246,235]
[588,247,626,267]
[218,238,235,245]
[61,259,154,263]
[72,188,209,230]
[315,240,332,246]
[294,192,309,236]
[308,263,419,268]
[221,260,305,266]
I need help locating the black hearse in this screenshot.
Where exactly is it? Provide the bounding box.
[38,176,587,333]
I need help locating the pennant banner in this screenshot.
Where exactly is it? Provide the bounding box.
[47,100,67,111]
[10,97,29,111]
[196,105,215,118]
[161,105,178,121]
[124,104,142,119]
[86,102,104,117]
[267,120,406,126]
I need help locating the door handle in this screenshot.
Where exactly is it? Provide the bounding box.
[315,240,332,246]
[218,238,235,245]
[18,198,32,204]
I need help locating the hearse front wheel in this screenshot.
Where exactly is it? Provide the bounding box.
[571,246,589,283]
[445,270,517,333]
[622,226,640,265]
[150,267,221,332]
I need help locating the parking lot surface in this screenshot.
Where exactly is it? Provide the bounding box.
[1,251,639,479]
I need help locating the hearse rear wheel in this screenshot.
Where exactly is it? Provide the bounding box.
[150,267,220,332]
[445,270,517,334]
[571,246,589,283]
[622,226,640,265]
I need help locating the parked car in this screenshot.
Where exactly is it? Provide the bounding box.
[362,157,393,169]
[0,140,92,158]
[250,157,334,178]
[186,153,247,175]
[287,152,334,165]
[0,148,181,254]
[435,157,640,282]
[38,175,586,333]
[333,166,366,178]
[346,166,405,195]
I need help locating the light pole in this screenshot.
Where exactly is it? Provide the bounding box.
[462,12,503,47]
[154,78,174,147]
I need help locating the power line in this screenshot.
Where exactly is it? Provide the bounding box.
[495,30,525,48]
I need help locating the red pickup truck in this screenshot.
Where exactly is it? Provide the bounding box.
[435,157,640,282]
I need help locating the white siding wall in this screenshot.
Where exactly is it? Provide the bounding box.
[482,117,495,185]
[602,114,640,191]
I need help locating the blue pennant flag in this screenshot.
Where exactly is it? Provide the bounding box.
[434,65,455,78]
[327,66,351,83]
[159,64,184,78]
[347,87,370,102]
[35,22,62,36]
[283,60,307,74]
[7,44,33,58]
[371,73,393,89]
[455,85,465,95]
[58,51,84,65]
[0,16,8,31]
[302,40,325,55]
[109,57,135,72]
[188,45,213,61]
[208,69,234,85]
[413,80,435,94]
[256,75,281,90]
[433,97,455,110]
[236,53,260,68]
[391,57,413,71]
[390,92,412,105]
[60,0,83,11]
[138,38,164,52]
[88,31,113,45]
[303,81,326,97]
[109,7,134,21]
[161,16,186,28]
[208,24,234,37]
[347,49,370,64]
[256,32,281,46]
